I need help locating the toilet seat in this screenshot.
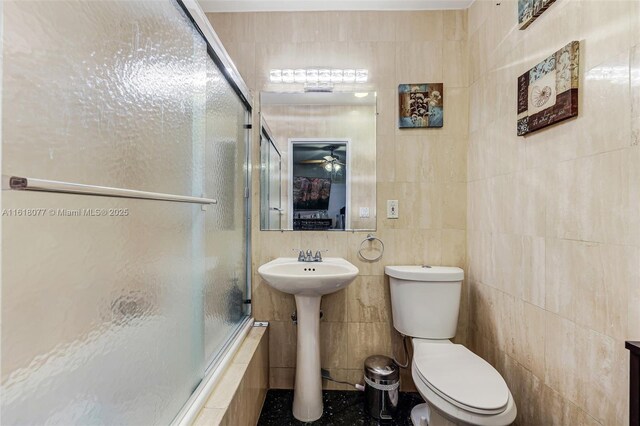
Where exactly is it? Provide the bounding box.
[413,340,509,414]
[411,339,517,426]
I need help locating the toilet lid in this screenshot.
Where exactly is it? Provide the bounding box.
[413,342,509,414]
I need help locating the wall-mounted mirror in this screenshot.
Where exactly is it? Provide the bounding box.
[259,91,377,231]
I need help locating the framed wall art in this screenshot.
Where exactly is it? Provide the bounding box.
[398,83,443,128]
[518,0,556,30]
[517,41,579,136]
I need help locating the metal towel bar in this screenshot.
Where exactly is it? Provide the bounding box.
[5,175,217,205]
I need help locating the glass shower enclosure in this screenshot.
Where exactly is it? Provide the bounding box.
[1,1,251,424]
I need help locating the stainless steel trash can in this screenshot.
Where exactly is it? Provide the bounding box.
[364,355,399,420]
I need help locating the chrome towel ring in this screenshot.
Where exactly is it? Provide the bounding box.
[358,234,384,262]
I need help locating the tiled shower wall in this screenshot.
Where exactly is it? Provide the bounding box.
[207,11,469,390]
[467,0,640,424]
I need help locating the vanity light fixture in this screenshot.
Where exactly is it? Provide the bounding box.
[343,69,356,83]
[318,69,331,84]
[294,69,306,83]
[269,69,282,82]
[306,69,319,83]
[330,69,343,83]
[355,69,368,83]
[282,69,294,83]
[269,68,369,84]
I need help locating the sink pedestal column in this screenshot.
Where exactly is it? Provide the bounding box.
[292,294,323,422]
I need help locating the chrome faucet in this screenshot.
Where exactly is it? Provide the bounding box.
[296,249,306,262]
[313,250,327,262]
[293,249,327,262]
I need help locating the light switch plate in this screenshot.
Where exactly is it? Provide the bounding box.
[359,207,370,218]
[387,200,399,219]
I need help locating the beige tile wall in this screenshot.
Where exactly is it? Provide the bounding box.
[207,11,469,391]
[467,0,640,424]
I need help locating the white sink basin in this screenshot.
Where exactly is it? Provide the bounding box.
[258,257,359,296]
[257,256,359,422]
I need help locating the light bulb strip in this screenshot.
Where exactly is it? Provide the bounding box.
[270,68,368,84]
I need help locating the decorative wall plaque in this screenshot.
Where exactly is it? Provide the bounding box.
[517,41,579,136]
[398,83,443,128]
[518,0,556,30]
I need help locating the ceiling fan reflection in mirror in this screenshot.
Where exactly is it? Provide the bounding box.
[298,145,345,172]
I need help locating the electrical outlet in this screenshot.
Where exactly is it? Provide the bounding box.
[387,200,399,219]
[359,207,370,218]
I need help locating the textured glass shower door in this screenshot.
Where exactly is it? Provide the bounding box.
[1,1,250,424]
[202,55,251,363]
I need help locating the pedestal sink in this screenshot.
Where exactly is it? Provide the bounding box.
[258,257,359,421]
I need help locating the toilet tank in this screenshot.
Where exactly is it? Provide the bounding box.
[385,266,464,339]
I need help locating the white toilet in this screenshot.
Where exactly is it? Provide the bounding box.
[385,266,517,426]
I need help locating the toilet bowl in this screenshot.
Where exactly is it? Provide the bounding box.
[385,266,516,426]
[410,339,516,425]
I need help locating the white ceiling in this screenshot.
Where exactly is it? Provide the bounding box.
[198,0,474,13]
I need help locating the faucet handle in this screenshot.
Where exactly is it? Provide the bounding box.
[292,248,305,262]
[314,249,328,262]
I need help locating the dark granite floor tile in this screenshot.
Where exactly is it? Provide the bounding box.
[257,390,423,426]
